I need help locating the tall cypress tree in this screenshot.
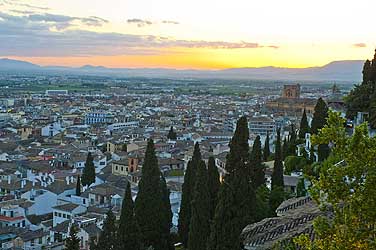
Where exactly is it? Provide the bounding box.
[118,182,140,250]
[272,128,284,189]
[96,210,116,250]
[311,98,329,134]
[288,124,297,157]
[207,156,220,220]
[167,126,177,140]
[270,129,285,215]
[82,152,95,186]
[178,142,202,247]
[252,135,265,188]
[65,225,80,250]
[299,109,310,139]
[263,132,270,162]
[282,137,288,160]
[188,160,211,250]
[208,116,256,250]
[311,98,330,161]
[135,139,169,250]
[75,175,81,196]
[160,175,174,250]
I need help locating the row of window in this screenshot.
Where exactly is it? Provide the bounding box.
[54,212,71,219]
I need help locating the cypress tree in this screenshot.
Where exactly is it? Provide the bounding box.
[118,182,140,250]
[272,128,284,189]
[263,132,270,161]
[160,175,174,250]
[75,175,81,196]
[311,98,330,161]
[309,145,315,163]
[252,135,265,188]
[188,160,211,250]
[288,124,297,157]
[255,184,271,221]
[207,156,220,220]
[178,142,202,247]
[299,109,310,139]
[96,210,116,250]
[282,137,288,160]
[208,116,256,250]
[269,186,285,216]
[65,224,80,250]
[167,126,177,140]
[82,152,95,186]
[311,98,329,134]
[135,139,169,250]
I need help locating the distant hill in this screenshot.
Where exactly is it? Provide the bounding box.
[0,58,364,82]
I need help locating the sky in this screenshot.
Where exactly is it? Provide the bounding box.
[0,0,375,69]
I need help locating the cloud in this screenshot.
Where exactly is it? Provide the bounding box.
[353,43,366,48]
[0,12,278,57]
[162,20,179,25]
[0,0,50,10]
[127,18,153,27]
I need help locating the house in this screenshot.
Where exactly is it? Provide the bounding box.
[111,157,139,176]
[41,122,64,137]
[85,183,124,207]
[52,203,87,227]
[13,229,49,250]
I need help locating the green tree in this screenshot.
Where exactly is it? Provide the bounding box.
[296,178,306,197]
[252,135,265,188]
[295,110,376,250]
[167,126,177,140]
[122,143,127,152]
[263,132,271,161]
[208,116,256,250]
[188,160,211,250]
[269,186,285,217]
[75,175,81,196]
[282,137,288,160]
[287,124,297,157]
[160,175,174,250]
[272,128,284,189]
[284,156,307,175]
[65,225,80,250]
[207,156,220,220]
[311,98,328,135]
[135,139,170,250]
[82,152,96,186]
[96,210,117,250]
[178,142,202,247]
[255,184,271,221]
[299,109,310,139]
[118,182,140,250]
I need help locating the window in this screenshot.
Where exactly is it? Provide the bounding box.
[115,166,118,171]
[63,214,66,218]
[121,167,124,172]
[67,215,71,219]
[54,212,58,216]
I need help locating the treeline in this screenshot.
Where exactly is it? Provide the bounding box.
[346,49,376,127]
[65,139,174,250]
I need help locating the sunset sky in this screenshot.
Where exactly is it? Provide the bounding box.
[0,0,375,69]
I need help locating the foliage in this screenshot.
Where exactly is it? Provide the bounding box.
[263,132,271,162]
[188,161,211,250]
[207,156,220,220]
[296,110,376,249]
[284,156,308,175]
[299,109,310,139]
[255,184,271,221]
[311,98,329,135]
[118,182,140,250]
[252,135,265,188]
[296,178,307,197]
[178,142,202,248]
[96,210,117,250]
[208,116,256,250]
[75,175,81,196]
[65,225,80,250]
[82,152,95,186]
[167,126,177,140]
[272,128,284,189]
[135,139,171,250]
[269,186,286,216]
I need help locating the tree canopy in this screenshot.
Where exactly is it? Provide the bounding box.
[296,110,376,249]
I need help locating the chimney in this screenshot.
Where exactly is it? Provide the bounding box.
[7,176,11,185]
[66,176,69,185]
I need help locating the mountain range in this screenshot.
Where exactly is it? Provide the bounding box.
[0,58,365,82]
